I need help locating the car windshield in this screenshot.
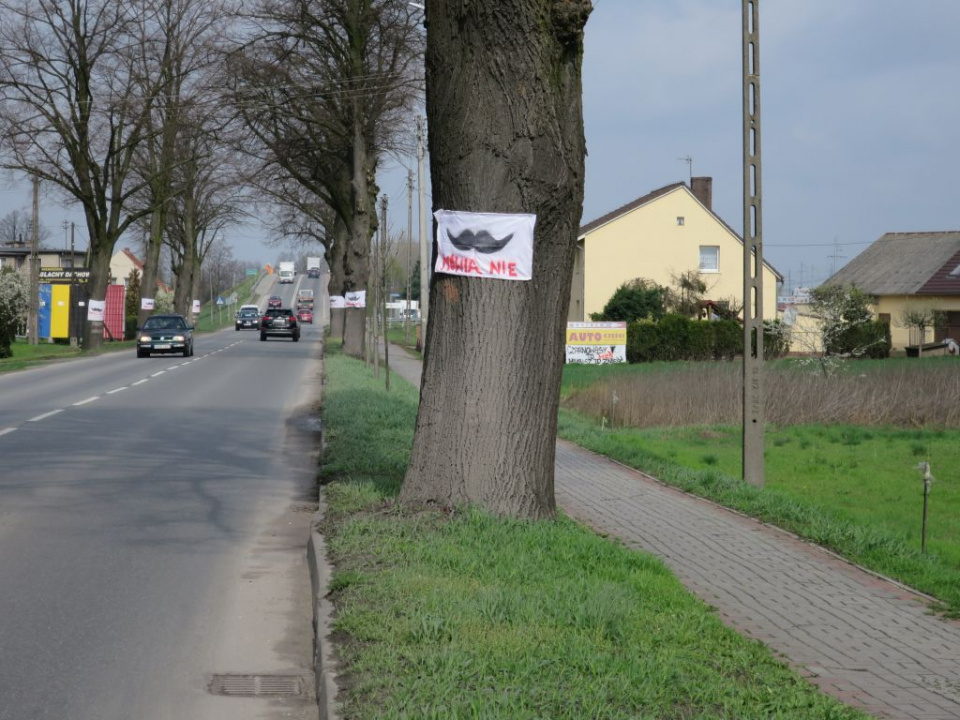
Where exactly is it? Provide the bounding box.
[239,311,258,317]
[143,317,184,330]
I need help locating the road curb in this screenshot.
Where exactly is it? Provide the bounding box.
[308,500,340,720]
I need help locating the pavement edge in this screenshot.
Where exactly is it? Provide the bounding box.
[308,499,341,720]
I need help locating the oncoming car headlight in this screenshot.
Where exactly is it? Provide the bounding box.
[173,335,185,342]
[140,335,152,343]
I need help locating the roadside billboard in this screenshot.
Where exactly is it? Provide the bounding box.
[565,322,627,364]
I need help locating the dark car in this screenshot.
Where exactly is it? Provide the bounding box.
[137,314,194,357]
[267,295,282,308]
[260,308,300,342]
[235,308,260,330]
[297,308,314,324]
[307,267,320,279]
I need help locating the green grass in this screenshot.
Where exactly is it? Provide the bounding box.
[0,336,136,373]
[319,340,866,719]
[193,274,262,333]
[557,412,960,617]
[385,325,421,358]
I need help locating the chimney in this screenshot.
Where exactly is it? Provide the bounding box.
[691,176,713,211]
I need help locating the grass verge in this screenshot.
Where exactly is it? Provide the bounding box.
[556,410,960,618]
[320,341,866,719]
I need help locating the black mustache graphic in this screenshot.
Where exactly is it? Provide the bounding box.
[447,228,514,254]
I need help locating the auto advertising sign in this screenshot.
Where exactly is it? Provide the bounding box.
[329,296,345,309]
[434,210,536,281]
[565,322,627,364]
[39,267,91,282]
[141,297,155,310]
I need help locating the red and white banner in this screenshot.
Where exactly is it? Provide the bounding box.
[140,297,155,310]
[86,299,106,322]
[329,295,346,309]
[345,291,366,308]
[434,210,535,281]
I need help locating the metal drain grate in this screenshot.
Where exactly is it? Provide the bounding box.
[209,674,302,697]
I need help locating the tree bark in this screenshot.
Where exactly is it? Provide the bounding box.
[400,0,591,520]
[341,107,377,359]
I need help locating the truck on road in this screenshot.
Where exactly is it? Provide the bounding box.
[306,256,322,278]
[278,261,295,284]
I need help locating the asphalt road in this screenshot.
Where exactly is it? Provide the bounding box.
[0,275,328,720]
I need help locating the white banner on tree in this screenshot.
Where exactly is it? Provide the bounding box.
[192,299,201,314]
[87,299,106,322]
[141,297,155,310]
[345,291,366,308]
[434,210,536,281]
[329,295,346,309]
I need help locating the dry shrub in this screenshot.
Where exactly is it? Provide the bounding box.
[564,362,960,428]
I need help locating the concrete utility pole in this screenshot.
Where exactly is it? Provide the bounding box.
[373,196,383,380]
[742,0,765,487]
[28,176,40,346]
[405,168,414,345]
[417,115,429,348]
[381,193,390,392]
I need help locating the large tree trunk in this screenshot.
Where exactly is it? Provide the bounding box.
[341,110,376,358]
[82,239,114,350]
[138,208,165,327]
[400,0,591,520]
[327,213,348,339]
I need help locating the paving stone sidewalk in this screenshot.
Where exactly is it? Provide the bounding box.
[384,344,960,720]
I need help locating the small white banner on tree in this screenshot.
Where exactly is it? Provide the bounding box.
[141,297,155,310]
[329,295,346,309]
[87,299,106,322]
[434,210,536,281]
[345,291,366,308]
[192,299,201,314]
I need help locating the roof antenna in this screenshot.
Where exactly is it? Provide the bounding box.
[678,156,693,185]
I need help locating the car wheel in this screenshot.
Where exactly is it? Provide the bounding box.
[260,332,267,341]
[235,326,240,331]
[189,344,195,357]
[183,346,190,357]
[293,333,300,342]
[137,349,147,358]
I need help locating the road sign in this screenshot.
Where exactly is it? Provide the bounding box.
[215,296,225,306]
[245,268,258,277]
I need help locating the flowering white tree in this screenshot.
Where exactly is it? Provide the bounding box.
[0,268,28,357]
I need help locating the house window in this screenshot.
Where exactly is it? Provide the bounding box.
[699,246,719,273]
[677,216,685,226]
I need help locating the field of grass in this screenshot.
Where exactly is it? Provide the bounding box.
[319,341,866,719]
[558,360,960,616]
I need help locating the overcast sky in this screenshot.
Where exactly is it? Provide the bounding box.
[4,1,959,294]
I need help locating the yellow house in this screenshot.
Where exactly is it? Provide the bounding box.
[813,231,960,352]
[569,178,782,321]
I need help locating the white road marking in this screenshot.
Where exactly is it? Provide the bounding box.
[151,371,165,377]
[0,428,17,436]
[132,379,149,386]
[107,387,128,395]
[72,396,100,406]
[29,409,64,422]
[167,366,179,370]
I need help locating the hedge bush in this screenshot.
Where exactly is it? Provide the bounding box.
[626,316,789,363]
[827,320,891,359]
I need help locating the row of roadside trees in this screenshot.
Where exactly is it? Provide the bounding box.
[0,0,422,355]
[1,0,597,523]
